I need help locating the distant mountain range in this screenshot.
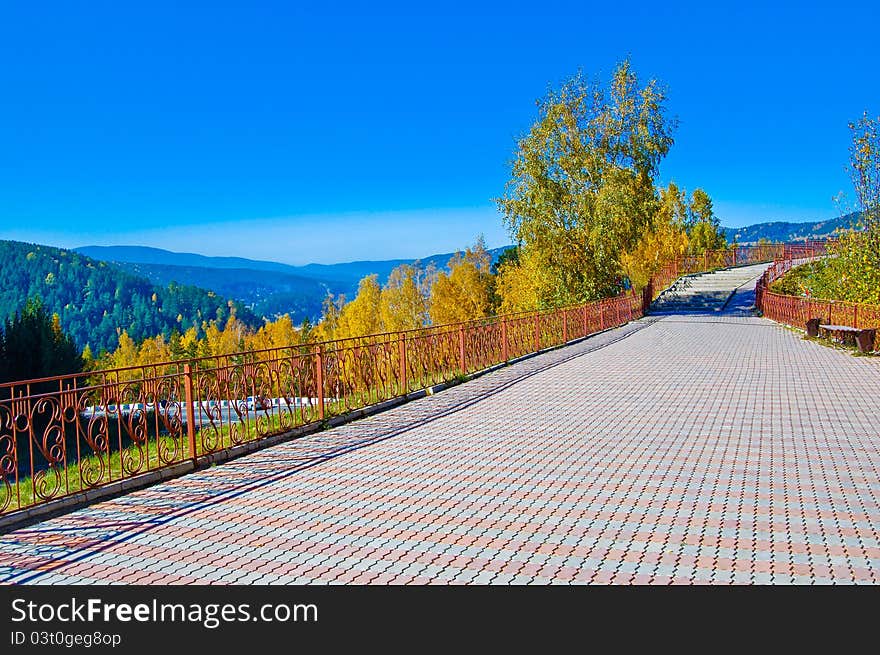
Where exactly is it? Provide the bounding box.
[75,245,509,285]
[723,212,859,244]
[108,261,334,323]
[75,244,511,321]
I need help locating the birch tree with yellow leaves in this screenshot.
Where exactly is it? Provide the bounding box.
[496,59,676,309]
[335,274,382,339]
[620,182,690,290]
[379,264,429,332]
[428,238,493,325]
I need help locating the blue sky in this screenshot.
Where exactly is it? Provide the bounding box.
[1,1,878,264]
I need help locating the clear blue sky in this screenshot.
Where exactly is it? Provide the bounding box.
[1,1,878,264]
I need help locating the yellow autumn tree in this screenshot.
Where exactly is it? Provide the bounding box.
[136,334,172,368]
[620,182,690,290]
[336,274,382,339]
[429,238,493,325]
[496,60,675,304]
[247,314,300,353]
[379,264,428,332]
[81,344,95,371]
[494,247,556,313]
[312,293,345,342]
[110,330,139,370]
[179,326,200,358]
[203,311,247,356]
[94,329,141,381]
[686,188,726,253]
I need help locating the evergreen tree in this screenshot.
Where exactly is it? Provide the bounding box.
[0,298,83,383]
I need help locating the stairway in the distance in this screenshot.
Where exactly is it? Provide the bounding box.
[649,263,769,314]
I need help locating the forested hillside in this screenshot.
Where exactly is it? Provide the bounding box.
[76,244,514,322]
[723,213,859,244]
[0,240,258,354]
[118,262,334,321]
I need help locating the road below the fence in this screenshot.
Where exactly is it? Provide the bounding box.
[2,265,880,584]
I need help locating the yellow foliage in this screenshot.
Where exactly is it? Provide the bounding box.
[379,265,428,332]
[494,248,555,313]
[203,311,247,356]
[312,294,344,343]
[336,275,382,339]
[247,314,300,351]
[429,239,492,325]
[621,183,690,290]
[180,326,199,354]
[136,334,171,367]
[111,330,139,369]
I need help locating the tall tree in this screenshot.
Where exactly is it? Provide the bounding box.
[686,188,725,253]
[620,182,690,290]
[827,111,880,303]
[379,264,428,332]
[336,275,382,339]
[496,59,676,307]
[850,112,880,226]
[429,238,493,325]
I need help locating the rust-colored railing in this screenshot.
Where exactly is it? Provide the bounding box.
[0,290,644,516]
[644,242,816,303]
[755,242,880,345]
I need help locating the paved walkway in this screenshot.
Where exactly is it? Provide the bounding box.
[2,268,879,584]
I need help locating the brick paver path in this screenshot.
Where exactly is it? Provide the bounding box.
[2,267,879,584]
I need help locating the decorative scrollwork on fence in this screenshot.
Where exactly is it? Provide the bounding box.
[0,402,17,513]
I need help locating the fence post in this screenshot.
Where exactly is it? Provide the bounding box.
[458,325,466,373]
[314,345,325,420]
[562,310,568,343]
[502,317,509,361]
[854,304,858,328]
[534,315,540,352]
[582,305,588,335]
[398,334,407,395]
[600,303,606,331]
[183,364,198,465]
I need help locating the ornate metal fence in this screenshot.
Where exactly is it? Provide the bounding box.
[644,243,797,302]
[756,243,880,345]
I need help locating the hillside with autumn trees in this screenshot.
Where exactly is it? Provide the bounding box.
[0,240,259,358]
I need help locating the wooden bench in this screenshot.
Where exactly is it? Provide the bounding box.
[805,318,876,353]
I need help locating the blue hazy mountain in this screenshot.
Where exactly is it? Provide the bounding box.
[75,245,508,285]
[75,245,512,321]
[723,212,859,244]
